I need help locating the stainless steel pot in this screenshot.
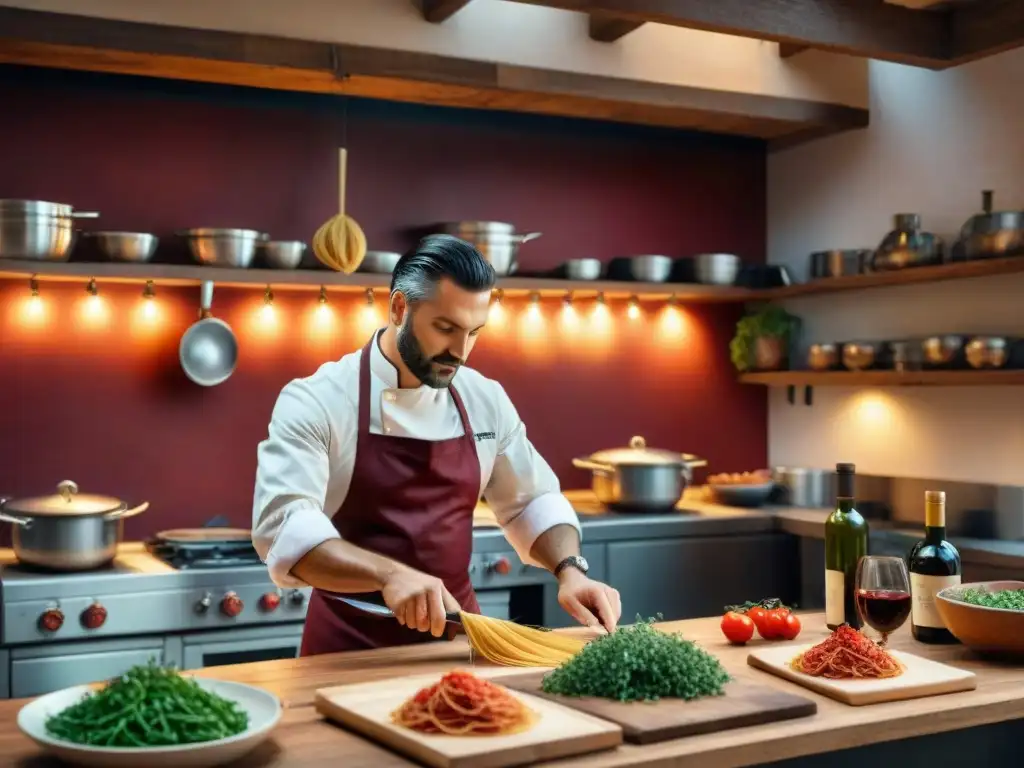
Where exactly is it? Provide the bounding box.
[0,199,100,261]
[438,222,541,275]
[86,231,158,263]
[771,467,835,508]
[0,480,149,571]
[573,436,707,511]
[954,190,1024,260]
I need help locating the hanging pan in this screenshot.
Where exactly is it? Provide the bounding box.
[179,280,238,386]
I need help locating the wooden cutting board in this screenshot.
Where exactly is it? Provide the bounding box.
[747,643,977,706]
[497,672,817,744]
[314,672,622,768]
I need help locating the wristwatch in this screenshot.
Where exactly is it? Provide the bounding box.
[554,555,589,578]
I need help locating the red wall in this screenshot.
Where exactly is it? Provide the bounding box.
[0,66,767,540]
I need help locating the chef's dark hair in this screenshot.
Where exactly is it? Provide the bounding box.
[390,234,496,303]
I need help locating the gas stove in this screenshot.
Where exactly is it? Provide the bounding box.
[0,544,309,648]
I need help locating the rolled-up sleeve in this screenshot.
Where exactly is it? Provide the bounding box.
[252,380,341,588]
[483,383,581,567]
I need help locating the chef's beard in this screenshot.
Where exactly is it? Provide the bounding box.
[397,317,462,389]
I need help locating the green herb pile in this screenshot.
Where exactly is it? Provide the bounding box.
[45,661,249,748]
[952,587,1024,611]
[540,616,730,702]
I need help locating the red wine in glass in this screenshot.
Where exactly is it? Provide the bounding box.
[857,589,911,636]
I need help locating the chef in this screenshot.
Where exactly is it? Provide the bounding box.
[252,234,621,655]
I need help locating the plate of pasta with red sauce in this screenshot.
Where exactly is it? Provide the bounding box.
[746,624,977,706]
[314,668,621,768]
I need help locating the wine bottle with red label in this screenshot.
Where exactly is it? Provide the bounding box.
[824,463,868,630]
[909,490,961,644]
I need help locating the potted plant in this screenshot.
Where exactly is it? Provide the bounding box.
[730,304,801,372]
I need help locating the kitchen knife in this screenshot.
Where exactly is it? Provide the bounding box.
[322,593,463,626]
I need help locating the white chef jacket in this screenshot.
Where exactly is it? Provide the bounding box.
[252,331,582,588]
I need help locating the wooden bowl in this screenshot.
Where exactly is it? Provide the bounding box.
[935,580,1024,656]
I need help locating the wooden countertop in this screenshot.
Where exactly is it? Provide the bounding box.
[4,613,1024,767]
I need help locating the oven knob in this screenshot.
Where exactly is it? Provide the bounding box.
[487,557,511,575]
[259,592,281,612]
[289,589,306,606]
[39,608,64,633]
[220,592,244,618]
[195,592,213,614]
[81,602,108,630]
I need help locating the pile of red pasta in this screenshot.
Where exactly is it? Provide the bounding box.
[391,670,536,737]
[789,624,904,679]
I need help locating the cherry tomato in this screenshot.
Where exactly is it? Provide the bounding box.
[765,608,789,640]
[780,613,802,641]
[746,606,770,637]
[721,611,755,644]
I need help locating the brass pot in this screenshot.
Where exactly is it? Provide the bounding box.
[753,336,785,370]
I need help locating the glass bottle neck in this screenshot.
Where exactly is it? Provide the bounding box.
[836,497,856,513]
[924,525,946,544]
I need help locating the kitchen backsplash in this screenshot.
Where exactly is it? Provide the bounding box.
[0,66,768,539]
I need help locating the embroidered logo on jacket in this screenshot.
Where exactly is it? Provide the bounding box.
[474,431,496,442]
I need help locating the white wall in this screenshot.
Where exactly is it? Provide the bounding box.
[767,48,1024,487]
[0,0,867,107]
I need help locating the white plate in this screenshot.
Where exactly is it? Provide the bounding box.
[18,678,282,767]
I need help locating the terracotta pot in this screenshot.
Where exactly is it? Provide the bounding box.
[753,336,785,370]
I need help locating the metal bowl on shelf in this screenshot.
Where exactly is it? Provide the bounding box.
[694,253,740,285]
[359,251,403,274]
[564,258,602,280]
[922,335,966,367]
[437,221,541,276]
[86,232,158,263]
[180,228,267,268]
[807,343,839,371]
[965,336,1012,369]
[628,255,672,283]
[261,240,305,269]
[842,342,880,371]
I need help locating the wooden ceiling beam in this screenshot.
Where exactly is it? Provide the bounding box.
[506,0,951,68]
[0,7,869,147]
[949,0,1024,64]
[588,15,645,42]
[420,0,475,23]
[778,43,809,58]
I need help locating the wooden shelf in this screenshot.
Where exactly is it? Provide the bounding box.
[740,370,1024,387]
[760,256,1024,300]
[0,259,755,302]
[0,7,868,147]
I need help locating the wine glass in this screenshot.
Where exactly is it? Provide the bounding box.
[855,556,911,647]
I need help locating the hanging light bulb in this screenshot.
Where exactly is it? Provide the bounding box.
[21,275,45,325]
[667,293,678,307]
[595,291,606,306]
[81,277,108,326]
[260,284,276,322]
[488,288,505,323]
[365,287,375,306]
[627,294,641,320]
[562,291,574,310]
[526,291,541,319]
[316,285,331,321]
[139,279,159,322]
[318,285,328,306]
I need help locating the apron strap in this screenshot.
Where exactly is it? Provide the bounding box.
[358,332,475,438]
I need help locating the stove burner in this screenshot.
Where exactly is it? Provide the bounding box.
[145,539,262,570]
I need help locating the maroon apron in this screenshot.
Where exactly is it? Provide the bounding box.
[299,338,482,655]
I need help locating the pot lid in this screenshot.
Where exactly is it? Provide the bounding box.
[1,480,125,517]
[588,436,687,466]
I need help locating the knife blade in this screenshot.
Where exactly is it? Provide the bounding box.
[322,593,463,626]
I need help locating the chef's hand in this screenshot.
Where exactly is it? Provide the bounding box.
[381,565,462,638]
[557,568,621,634]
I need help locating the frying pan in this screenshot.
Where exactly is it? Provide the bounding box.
[179,280,238,386]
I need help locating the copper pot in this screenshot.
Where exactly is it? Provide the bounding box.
[753,337,785,370]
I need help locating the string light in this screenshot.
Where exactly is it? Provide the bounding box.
[20,275,45,325]
[139,279,159,322]
[667,293,678,307]
[86,278,98,298]
[596,291,606,306]
[318,285,328,306]
[562,291,573,309]
[488,288,505,325]
[260,284,276,323]
[365,287,375,306]
[627,294,641,320]
[80,277,109,326]
[526,291,541,319]
[29,276,40,299]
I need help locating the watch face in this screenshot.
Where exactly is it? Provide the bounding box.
[575,556,589,571]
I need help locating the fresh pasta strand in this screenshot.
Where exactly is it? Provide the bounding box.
[458,611,586,668]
